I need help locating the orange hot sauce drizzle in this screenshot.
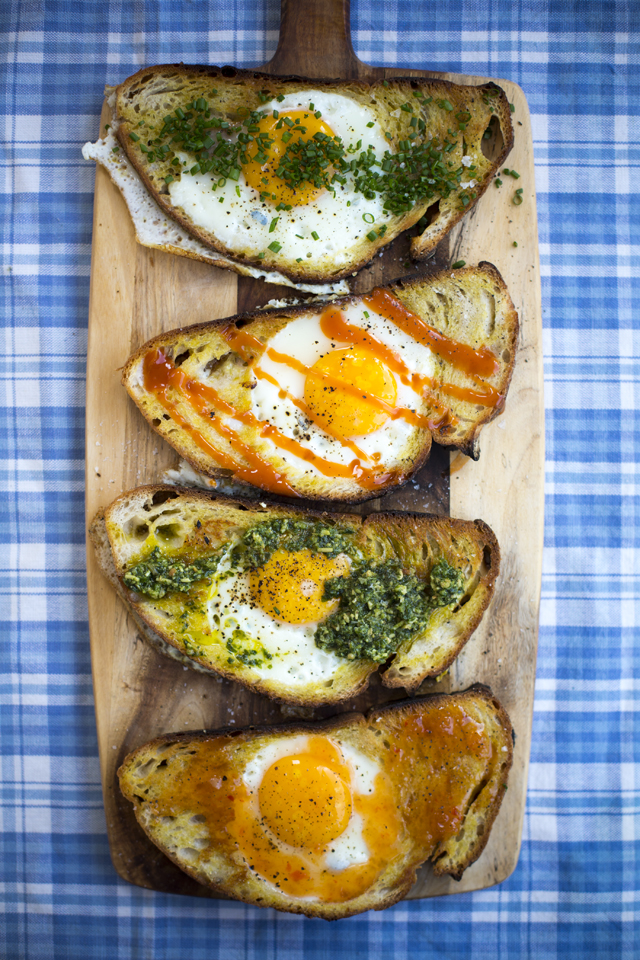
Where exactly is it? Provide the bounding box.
[142,349,395,494]
[361,289,504,408]
[252,367,374,462]
[265,347,435,431]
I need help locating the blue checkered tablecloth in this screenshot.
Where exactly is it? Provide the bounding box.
[2,1,639,957]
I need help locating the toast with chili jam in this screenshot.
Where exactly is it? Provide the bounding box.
[121,264,518,503]
[83,65,513,287]
[118,686,513,919]
[89,485,500,705]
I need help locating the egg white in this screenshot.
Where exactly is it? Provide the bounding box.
[250,301,437,471]
[167,90,393,266]
[206,554,347,686]
[241,736,384,875]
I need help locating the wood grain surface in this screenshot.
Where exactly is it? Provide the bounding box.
[84,0,543,903]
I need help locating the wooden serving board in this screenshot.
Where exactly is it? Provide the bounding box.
[85,0,543,903]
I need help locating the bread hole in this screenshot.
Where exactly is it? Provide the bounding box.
[151,490,179,507]
[190,814,207,824]
[156,759,168,768]
[155,522,182,544]
[398,666,410,674]
[502,349,511,362]
[160,816,175,824]
[452,594,471,613]
[152,418,161,427]
[480,115,504,161]
[162,414,171,421]
[157,742,177,753]
[423,199,440,228]
[193,837,210,850]
[134,794,146,803]
[179,847,199,862]
[124,520,149,540]
[382,740,391,749]
[203,353,231,377]
[483,545,493,570]
[324,679,334,687]
[134,759,156,777]
[174,349,191,367]
[221,66,237,77]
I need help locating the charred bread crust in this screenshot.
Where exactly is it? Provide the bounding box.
[118,685,513,918]
[114,65,514,285]
[90,485,500,702]
[121,264,518,500]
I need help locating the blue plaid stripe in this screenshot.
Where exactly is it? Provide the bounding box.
[2,1,640,957]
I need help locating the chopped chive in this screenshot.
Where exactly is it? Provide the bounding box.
[309,102,314,110]
[129,132,140,141]
[314,110,322,119]
[494,178,503,187]
[269,217,279,233]
[512,194,523,205]
[503,168,510,175]
[362,213,375,223]
[451,259,466,269]
[257,251,265,258]
[363,310,370,318]
[296,257,303,262]
[164,174,174,184]
[236,185,241,197]
[268,241,282,252]
[510,103,515,113]
[366,230,377,241]
[366,121,375,128]
[382,80,389,87]
[277,94,285,102]
[311,231,319,241]
[295,234,304,239]
[513,241,518,247]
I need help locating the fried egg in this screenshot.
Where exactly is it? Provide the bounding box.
[248,300,437,475]
[206,548,351,686]
[228,734,402,900]
[167,91,393,268]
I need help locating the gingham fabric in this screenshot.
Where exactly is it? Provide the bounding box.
[2,1,639,957]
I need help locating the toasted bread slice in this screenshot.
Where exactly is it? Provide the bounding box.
[118,685,513,919]
[122,264,518,503]
[89,485,499,705]
[92,64,513,286]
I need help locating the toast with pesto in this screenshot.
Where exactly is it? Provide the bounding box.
[118,685,513,919]
[83,64,513,287]
[121,264,518,503]
[89,485,500,705]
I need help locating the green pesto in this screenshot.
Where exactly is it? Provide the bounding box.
[228,517,357,571]
[122,546,221,599]
[315,557,466,663]
[121,519,355,600]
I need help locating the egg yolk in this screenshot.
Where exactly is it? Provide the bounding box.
[228,735,404,902]
[249,548,349,624]
[242,109,337,206]
[304,347,398,437]
[258,753,352,848]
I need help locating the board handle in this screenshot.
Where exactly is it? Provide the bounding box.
[262,0,362,77]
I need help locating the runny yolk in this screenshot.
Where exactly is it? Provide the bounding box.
[242,110,336,207]
[258,753,352,848]
[304,347,398,437]
[249,549,350,624]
